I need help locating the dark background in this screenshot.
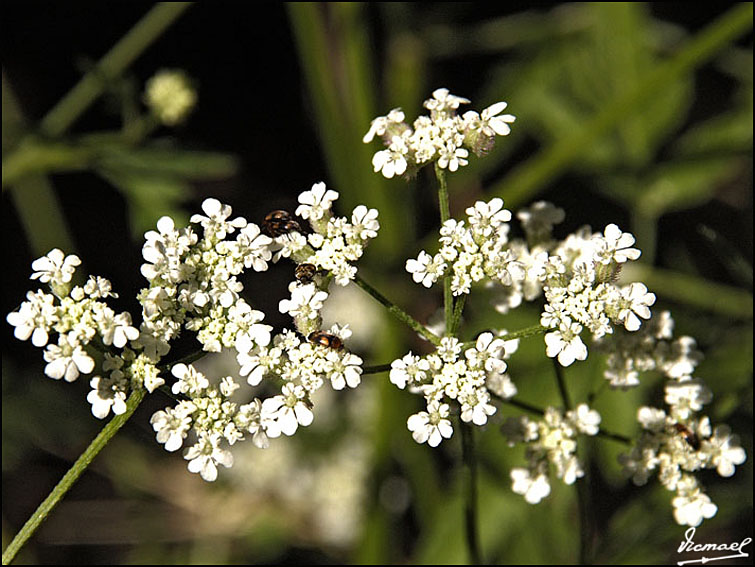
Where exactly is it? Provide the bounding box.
[2,2,752,565]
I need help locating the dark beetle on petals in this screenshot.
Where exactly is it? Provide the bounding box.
[308,330,343,350]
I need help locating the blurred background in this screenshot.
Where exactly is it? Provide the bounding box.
[2,2,752,564]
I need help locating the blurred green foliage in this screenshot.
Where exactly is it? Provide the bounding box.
[2,2,752,565]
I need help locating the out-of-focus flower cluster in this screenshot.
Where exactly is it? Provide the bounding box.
[363,87,515,178]
[502,404,601,504]
[614,316,746,526]
[7,185,378,482]
[144,69,197,126]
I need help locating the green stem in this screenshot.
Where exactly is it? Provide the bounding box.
[2,387,147,565]
[434,164,454,333]
[460,422,482,565]
[362,363,393,375]
[450,294,467,336]
[353,274,441,346]
[552,358,572,410]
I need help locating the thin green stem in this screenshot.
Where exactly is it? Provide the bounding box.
[551,358,572,410]
[434,164,454,333]
[2,387,147,565]
[460,422,482,565]
[362,363,393,375]
[450,294,467,336]
[353,274,441,346]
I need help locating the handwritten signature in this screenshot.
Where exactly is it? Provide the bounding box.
[677,526,751,565]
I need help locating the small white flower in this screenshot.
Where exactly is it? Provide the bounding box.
[571,404,601,436]
[407,401,453,447]
[171,363,210,396]
[190,198,246,240]
[99,311,140,348]
[6,290,57,347]
[151,405,193,452]
[362,108,405,143]
[30,248,81,285]
[261,384,314,437]
[184,432,234,482]
[511,468,551,504]
[406,250,445,288]
[595,224,641,264]
[544,322,588,366]
[372,135,409,179]
[350,205,380,241]
[87,374,128,419]
[389,353,430,389]
[437,143,469,172]
[465,198,512,237]
[478,101,516,136]
[43,335,95,382]
[617,282,656,332]
[706,425,747,477]
[235,223,273,272]
[423,88,470,112]
[296,182,339,221]
[671,476,717,526]
[279,282,329,320]
[665,379,712,419]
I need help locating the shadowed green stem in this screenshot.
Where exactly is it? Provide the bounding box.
[353,274,441,346]
[2,388,147,565]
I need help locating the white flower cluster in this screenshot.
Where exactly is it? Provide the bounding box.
[363,88,515,178]
[406,197,526,296]
[390,332,518,447]
[138,197,274,359]
[502,404,601,504]
[6,249,148,418]
[617,331,746,526]
[8,188,377,483]
[405,197,657,369]
[270,182,380,287]
[539,224,657,367]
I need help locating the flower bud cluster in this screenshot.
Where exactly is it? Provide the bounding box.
[390,332,519,447]
[501,404,601,504]
[363,88,515,178]
[144,69,197,126]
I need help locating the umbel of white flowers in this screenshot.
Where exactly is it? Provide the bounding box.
[6,185,379,482]
[363,87,515,178]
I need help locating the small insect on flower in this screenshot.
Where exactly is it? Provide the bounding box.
[261,210,303,237]
[295,263,320,284]
[308,330,343,350]
[673,423,701,451]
